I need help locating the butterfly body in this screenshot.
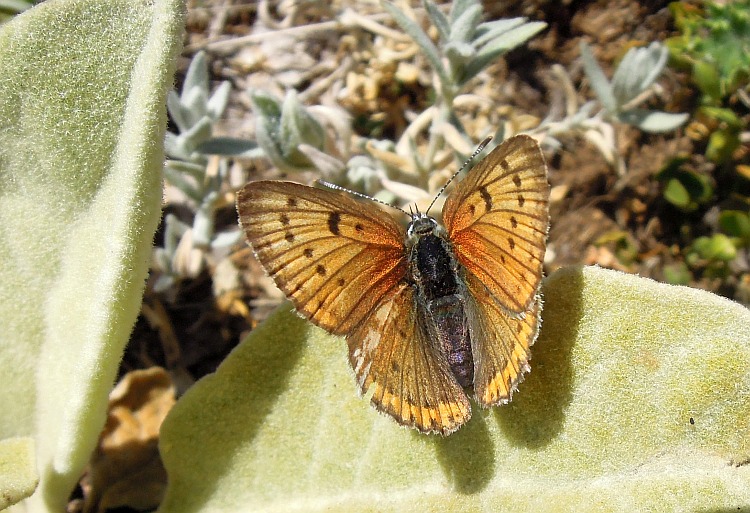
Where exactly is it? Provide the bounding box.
[237,135,550,435]
[407,214,474,387]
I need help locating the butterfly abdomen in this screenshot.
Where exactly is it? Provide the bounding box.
[411,229,474,388]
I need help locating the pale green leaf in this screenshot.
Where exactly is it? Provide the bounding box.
[611,42,668,106]
[0,0,185,510]
[422,0,449,42]
[158,266,750,512]
[447,3,481,44]
[462,21,546,84]
[580,41,617,113]
[0,437,38,510]
[617,108,689,133]
[382,1,449,88]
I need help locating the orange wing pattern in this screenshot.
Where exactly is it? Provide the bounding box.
[237,134,549,435]
[442,135,549,315]
[464,273,541,406]
[348,283,471,434]
[237,181,407,334]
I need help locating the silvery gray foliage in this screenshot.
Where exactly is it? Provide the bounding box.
[537,43,689,176]
[249,89,350,177]
[383,0,546,101]
[250,89,325,172]
[372,0,545,203]
[156,52,248,293]
[165,51,258,160]
[580,41,688,133]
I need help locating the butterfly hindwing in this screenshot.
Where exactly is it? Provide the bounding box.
[464,272,541,406]
[348,283,472,434]
[443,135,549,314]
[237,181,408,334]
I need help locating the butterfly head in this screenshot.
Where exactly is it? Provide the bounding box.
[406,211,439,240]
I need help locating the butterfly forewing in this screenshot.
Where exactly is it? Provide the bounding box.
[348,283,472,434]
[237,181,407,334]
[443,135,549,314]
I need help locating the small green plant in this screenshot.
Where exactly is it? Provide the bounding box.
[381,0,546,186]
[668,1,750,105]
[245,0,547,208]
[249,89,350,177]
[539,41,688,176]
[580,41,689,133]
[685,233,738,280]
[667,1,750,165]
[654,1,750,297]
[594,230,639,268]
[653,155,747,291]
[297,0,549,203]
[156,51,251,292]
[719,209,750,247]
[655,156,715,213]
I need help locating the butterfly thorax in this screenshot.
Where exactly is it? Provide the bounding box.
[407,214,475,388]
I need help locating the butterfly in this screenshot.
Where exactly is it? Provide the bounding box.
[236,135,549,435]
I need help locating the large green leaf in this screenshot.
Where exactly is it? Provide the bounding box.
[159,266,750,512]
[0,0,184,510]
[0,438,38,509]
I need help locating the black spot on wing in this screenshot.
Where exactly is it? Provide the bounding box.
[328,211,341,235]
[479,186,492,212]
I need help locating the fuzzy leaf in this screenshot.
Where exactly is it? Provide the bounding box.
[611,43,668,106]
[580,41,617,113]
[196,137,258,156]
[0,0,184,510]
[422,0,449,42]
[207,81,231,121]
[181,50,209,104]
[462,21,546,84]
[447,3,481,44]
[448,0,475,24]
[617,109,689,133]
[472,18,526,48]
[0,437,38,509]
[279,90,325,157]
[382,0,449,89]
[158,266,750,512]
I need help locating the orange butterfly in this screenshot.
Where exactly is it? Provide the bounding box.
[237,135,549,435]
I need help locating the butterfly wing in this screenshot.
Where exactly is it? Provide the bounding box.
[237,181,407,334]
[464,272,541,406]
[348,282,472,434]
[442,135,549,314]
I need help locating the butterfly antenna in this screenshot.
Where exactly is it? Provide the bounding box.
[318,180,410,217]
[425,136,493,216]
